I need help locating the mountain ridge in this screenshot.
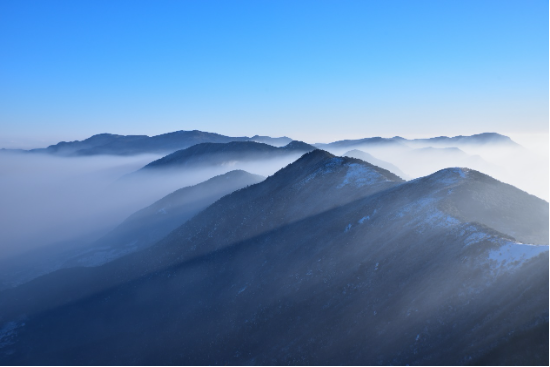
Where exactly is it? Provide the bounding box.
[138,140,316,172]
[11,131,523,157]
[0,149,547,365]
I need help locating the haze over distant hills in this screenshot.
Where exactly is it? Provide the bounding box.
[137,140,315,173]
[0,170,264,290]
[5,130,519,157]
[0,149,546,365]
[314,132,521,152]
[0,131,547,365]
[4,128,546,200]
[24,130,293,156]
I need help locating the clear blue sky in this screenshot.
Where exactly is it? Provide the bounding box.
[0,0,548,147]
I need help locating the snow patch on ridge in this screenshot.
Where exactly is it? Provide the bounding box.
[337,163,387,188]
[296,157,344,187]
[434,168,469,184]
[395,197,460,232]
[464,231,491,246]
[486,242,548,271]
[409,167,470,187]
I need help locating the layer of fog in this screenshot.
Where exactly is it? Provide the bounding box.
[0,152,296,262]
[325,141,548,201]
[0,138,546,288]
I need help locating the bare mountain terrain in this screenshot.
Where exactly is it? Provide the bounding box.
[0,150,547,365]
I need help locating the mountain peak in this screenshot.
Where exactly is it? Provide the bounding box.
[282,140,316,151]
[267,149,404,193]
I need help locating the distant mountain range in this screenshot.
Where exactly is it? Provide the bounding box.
[315,132,521,153]
[0,149,547,365]
[24,130,293,156]
[3,131,520,157]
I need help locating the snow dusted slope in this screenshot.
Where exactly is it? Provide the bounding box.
[486,241,548,272]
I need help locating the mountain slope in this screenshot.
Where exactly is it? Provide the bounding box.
[0,170,264,289]
[63,169,265,267]
[139,140,315,172]
[0,151,547,365]
[343,149,409,179]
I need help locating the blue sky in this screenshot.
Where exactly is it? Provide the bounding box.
[0,0,548,147]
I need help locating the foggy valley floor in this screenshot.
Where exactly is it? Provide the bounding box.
[0,133,548,365]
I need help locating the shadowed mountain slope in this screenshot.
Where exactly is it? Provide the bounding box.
[139,140,315,172]
[0,150,547,365]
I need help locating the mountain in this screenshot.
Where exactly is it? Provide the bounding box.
[342,146,499,185]
[66,170,265,267]
[22,131,521,157]
[0,151,547,365]
[27,130,294,156]
[315,133,520,154]
[414,132,520,147]
[29,133,150,156]
[343,149,409,179]
[0,170,264,290]
[315,136,407,153]
[398,146,499,178]
[138,140,316,172]
[250,135,293,147]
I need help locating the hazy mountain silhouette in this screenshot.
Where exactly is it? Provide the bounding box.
[414,132,520,147]
[316,132,520,152]
[0,150,547,365]
[339,146,501,188]
[30,133,150,156]
[343,149,409,179]
[22,131,519,157]
[0,170,264,290]
[397,146,500,178]
[27,130,294,156]
[250,135,293,147]
[67,170,265,267]
[315,136,407,151]
[137,140,315,172]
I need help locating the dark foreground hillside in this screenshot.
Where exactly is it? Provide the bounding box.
[0,150,547,365]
